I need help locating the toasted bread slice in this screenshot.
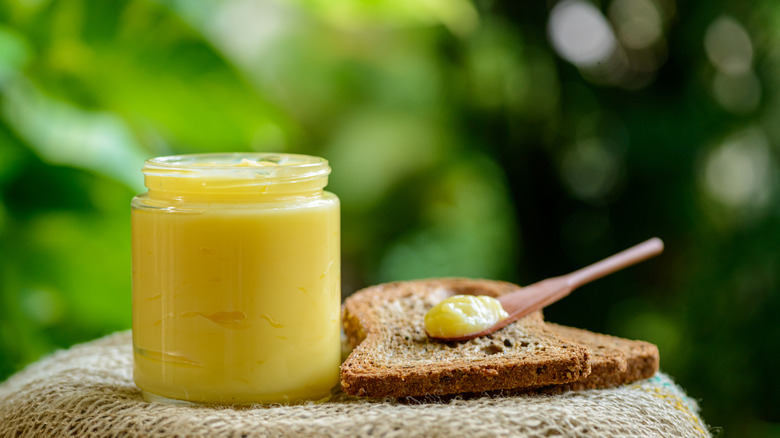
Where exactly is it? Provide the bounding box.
[394,324,661,401]
[340,278,591,398]
[545,323,659,390]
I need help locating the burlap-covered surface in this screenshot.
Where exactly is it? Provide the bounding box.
[0,331,710,437]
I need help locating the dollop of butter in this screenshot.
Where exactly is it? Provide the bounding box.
[424,295,509,338]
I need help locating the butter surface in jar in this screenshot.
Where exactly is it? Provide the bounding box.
[132,153,340,404]
[424,295,508,338]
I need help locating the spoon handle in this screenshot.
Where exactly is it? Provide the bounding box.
[565,237,664,289]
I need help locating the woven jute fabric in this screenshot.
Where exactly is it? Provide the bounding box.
[0,331,710,437]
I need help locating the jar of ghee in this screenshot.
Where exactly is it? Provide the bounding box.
[131,153,340,404]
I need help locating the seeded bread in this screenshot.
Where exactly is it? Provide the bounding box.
[340,278,592,398]
[545,323,659,390]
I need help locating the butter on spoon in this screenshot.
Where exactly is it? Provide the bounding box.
[425,237,664,342]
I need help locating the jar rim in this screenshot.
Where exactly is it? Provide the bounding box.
[143,153,331,182]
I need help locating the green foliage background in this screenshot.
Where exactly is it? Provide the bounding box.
[1,0,779,435]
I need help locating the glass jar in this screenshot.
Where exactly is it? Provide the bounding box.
[131,153,340,404]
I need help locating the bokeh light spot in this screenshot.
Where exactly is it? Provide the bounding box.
[548,0,618,67]
[703,128,772,209]
[609,0,662,50]
[712,70,761,115]
[560,138,624,203]
[209,0,291,65]
[704,16,753,74]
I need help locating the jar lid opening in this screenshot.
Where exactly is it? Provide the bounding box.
[143,153,330,183]
[141,153,331,201]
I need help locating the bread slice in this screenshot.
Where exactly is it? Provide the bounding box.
[395,324,661,401]
[340,278,592,398]
[545,323,659,390]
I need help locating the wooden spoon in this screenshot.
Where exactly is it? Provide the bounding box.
[427,237,664,342]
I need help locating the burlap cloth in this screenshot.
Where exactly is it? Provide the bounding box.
[0,331,710,437]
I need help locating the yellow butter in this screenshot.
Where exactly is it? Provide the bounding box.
[132,153,340,404]
[424,295,508,338]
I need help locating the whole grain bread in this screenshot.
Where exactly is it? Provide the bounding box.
[545,323,659,390]
[340,278,592,398]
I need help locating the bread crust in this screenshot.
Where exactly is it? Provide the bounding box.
[340,278,592,398]
[545,323,659,390]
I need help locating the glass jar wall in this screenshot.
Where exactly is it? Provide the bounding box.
[131,153,340,404]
